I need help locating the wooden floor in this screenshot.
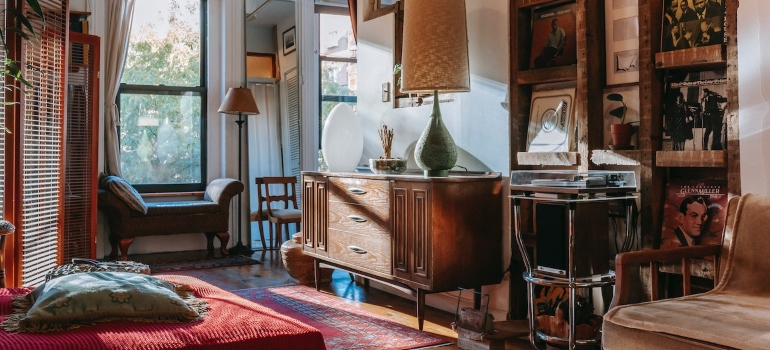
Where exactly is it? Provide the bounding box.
[129,249,534,350]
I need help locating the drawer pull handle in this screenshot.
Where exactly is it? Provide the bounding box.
[348,246,367,254]
[348,188,367,195]
[347,215,367,223]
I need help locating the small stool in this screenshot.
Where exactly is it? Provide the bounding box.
[0,220,16,288]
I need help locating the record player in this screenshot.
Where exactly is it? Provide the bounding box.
[510,170,636,196]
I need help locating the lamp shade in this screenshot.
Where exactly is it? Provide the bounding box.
[218,87,260,115]
[400,0,470,94]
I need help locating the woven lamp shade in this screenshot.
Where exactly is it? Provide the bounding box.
[218,87,260,115]
[401,0,470,94]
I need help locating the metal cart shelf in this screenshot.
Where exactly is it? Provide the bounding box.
[511,191,636,350]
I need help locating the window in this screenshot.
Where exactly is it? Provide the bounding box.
[319,13,357,131]
[118,0,206,192]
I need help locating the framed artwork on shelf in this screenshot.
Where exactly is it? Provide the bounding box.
[529,2,577,70]
[662,69,727,151]
[660,178,728,249]
[604,0,639,86]
[282,26,296,56]
[661,0,725,52]
[526,88,576,152]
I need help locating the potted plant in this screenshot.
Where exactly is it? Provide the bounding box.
[369,124,407,174]
[607,93,635,149]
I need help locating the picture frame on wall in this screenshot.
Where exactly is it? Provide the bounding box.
[604,0,639,86]
[529,2,577,70]
[283,26,296,56]
[661,0,725,52]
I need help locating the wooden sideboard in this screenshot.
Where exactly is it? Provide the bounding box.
[301,171,503,329]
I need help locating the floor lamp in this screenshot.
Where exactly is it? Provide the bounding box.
[218,87,260,256]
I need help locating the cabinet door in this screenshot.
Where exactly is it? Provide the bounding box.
[301,175,329,256]
[392,181,432,287]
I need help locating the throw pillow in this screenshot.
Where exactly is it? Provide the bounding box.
[0,272,207,333]
[103,175,148,214]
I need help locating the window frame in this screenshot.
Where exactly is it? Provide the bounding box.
[318,10,358,146]
[116,0,208,193]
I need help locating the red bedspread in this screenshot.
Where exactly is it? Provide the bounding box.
[0,275,326,350]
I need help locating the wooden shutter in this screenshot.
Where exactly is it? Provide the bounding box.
[63,32,99,262]
[14,0,68,286]
[284,67,301,206]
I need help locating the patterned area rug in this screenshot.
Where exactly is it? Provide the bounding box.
[232,285,452,350]
[149,255,261,273]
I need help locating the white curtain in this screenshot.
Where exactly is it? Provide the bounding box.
[247,83,283,183]
[103,0,136,177]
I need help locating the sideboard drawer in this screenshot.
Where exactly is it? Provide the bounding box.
[329,177,389,207]
[328,228,391,275]
[328,201,390,234]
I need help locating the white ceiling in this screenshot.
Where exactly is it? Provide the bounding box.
[245,0,295,29]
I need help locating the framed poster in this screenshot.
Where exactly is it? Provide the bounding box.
[529,3,577,70]
[660,178,728,249]
[526,88,576,152]
[663,69,728,151]
[282,26,296,56]
[604,0,639,86]
[661,0,725,52]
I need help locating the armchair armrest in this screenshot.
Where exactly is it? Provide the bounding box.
[611,245,721,309]
[204,178,244,207]
[97,189,132,216]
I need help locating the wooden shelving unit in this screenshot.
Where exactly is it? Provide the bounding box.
[517,152,580,166]
[508,0,741,322]
[590,150,641,166]
[655,150,727,168]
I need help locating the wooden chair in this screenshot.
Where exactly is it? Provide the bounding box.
[250,178,273,250]
[263,176,302,249]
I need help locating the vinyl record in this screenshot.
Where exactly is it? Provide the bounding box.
[527,88,576,152]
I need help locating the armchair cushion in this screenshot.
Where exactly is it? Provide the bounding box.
[101,176,148,215]
[604,194,770,350]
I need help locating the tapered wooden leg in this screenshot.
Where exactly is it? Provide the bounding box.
[108,234,120,260]
[119,238,135,261]
[257,221,267,251]
[216,232,230,256]
[417,288,426,330]
[275,223,283,250]
[205,233,215,256]
[314,258,321,291]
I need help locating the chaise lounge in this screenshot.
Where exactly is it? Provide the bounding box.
[98,177,244,261]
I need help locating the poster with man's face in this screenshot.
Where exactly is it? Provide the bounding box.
[660,178,728,249]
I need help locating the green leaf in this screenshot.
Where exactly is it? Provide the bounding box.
[609,106,626,119]
[8,27,30,41]
[25,0,46,25]
[8,9,36,40]
[0,124,10,134]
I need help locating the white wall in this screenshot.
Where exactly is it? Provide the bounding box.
[356,0,510,319]
[246,26,275,53]
[737,0,770,195]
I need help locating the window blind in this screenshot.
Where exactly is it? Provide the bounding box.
[18,0,67,286]
[63,32,99,262]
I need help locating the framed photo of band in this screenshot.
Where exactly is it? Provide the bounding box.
[604,0,639,86]
[661,0,725,53]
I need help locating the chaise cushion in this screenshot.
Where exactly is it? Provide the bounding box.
[145,201,221,216]
[101,176,148,215]
[0,272,207,333]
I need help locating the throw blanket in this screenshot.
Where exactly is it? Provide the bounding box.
[0,275,326,350]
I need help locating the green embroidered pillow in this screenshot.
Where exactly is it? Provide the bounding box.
[101,175,148,214]
[0,272,207,333]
